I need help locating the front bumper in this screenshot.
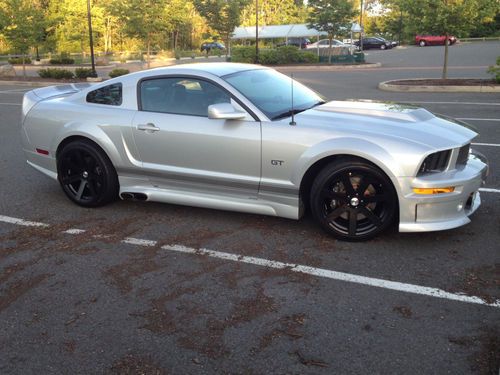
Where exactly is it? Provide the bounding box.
[398,153,487,232]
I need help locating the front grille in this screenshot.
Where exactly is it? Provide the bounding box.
[456,144,470,166]
[418,150,451,175]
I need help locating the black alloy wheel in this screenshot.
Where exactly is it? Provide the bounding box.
[310,159,397,241]
[57,140,118,207]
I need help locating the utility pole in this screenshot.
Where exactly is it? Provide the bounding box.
[255,0,259,63]
[359,0,364,51]
[87,0,96,77]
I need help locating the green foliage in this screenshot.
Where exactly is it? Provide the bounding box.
[8,57,32,64]
[108,68,130,78]
[487,56,500,83]
[232,46,319,65]
[38,68,74,79]
[240,0,308,26]
[193,0,250,48]
[307,0,358,38]
[74,68,96,79]
[49,57,75,64]
[231,46,256,63]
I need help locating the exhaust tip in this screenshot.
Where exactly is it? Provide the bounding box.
[120,192,148,201]
[121,192,134,200]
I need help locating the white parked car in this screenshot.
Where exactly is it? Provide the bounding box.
[306,39,346,49]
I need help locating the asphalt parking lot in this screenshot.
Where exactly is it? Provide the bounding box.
[1,42,499,374]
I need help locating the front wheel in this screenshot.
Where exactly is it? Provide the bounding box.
[380,44,386,50]
[57,139,119,207]
[419,40,426,47]
[310,160,398,241]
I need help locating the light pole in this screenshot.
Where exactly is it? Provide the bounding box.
[359,0,364,51]
[255,0,259,63]
[87,0,96,76]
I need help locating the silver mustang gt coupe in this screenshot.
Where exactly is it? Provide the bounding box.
[21,63,488,241]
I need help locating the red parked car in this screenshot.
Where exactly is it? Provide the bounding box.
[415,35,457,47]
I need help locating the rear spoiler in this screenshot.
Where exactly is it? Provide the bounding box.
[22,83,94,120]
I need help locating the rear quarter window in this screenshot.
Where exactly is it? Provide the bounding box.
[86,83,122,106]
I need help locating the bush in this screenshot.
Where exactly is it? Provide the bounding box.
[49,57,75,65]
[109,68,129,78]
[38,68,74,79]
[231,46,257,63]
[231,45,318,65]
[487,56,500,83]
[8,57,32,65]
[74,68,96,79]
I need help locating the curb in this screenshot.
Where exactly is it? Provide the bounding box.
[276,62,381,71]
[379,79,500,93]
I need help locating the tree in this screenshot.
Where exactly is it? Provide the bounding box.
[0,0,46,78]
[107,0,168,67]
[193,0,250,56]
[307,0,358,63]
[240,0,308,26]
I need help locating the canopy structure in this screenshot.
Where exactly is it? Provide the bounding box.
[231,24,327,40]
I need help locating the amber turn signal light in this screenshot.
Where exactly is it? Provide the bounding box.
[413,187,455,194]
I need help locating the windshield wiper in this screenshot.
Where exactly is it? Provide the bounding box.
[271,108,306,121]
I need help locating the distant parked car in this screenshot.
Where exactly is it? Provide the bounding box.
[353,37,393,50]
[277,37,311,49]
[306,39,346,49]
[374,37,398,48]
[415,35,457,47]
[200,42,225,53]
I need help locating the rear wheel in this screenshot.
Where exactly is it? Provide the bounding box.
[57,139,118,207]
[310,159,397,241]
[419,40,426,47]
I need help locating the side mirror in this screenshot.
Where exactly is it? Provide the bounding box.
[208,103,246,120]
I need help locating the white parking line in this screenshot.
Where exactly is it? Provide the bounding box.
[0,214,49,227]
[122,237,157,247]
[0,102,21,106]
[400,101,500,106]
[479,188,500,193]
[162,244,500,308]
[472,143,500,147]
[0,213,499,308]
[62,228,86,234]
[457,118,500,121]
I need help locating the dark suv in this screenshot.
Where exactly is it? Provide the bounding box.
[277,37,311,49]
[200,42,225,53]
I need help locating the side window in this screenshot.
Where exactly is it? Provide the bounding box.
[86,83,122,106]
[140,77,231,116]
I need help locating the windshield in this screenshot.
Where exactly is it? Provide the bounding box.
[223,69,325,120]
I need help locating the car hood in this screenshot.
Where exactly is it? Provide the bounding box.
[293,100,477,150]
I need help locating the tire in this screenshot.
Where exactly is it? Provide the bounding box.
[419,40,426,47]
[380,44,386,50]
[57,139,119,207]
[310,159,397,241]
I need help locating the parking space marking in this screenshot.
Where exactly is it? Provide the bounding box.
[480,188,500,193]
[122,237,157,247]
[62,228,86,234]
[1,213,499,309]
[399,101,500,106]
[162,244,500,309]
[0,102,21,106]
[0,214,49,227]
[472,143,500,147]
[458,118,500,121]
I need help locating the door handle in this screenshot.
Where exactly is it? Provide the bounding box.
[137,123,160,132]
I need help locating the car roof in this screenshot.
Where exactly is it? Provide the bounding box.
[136,62,266,78]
